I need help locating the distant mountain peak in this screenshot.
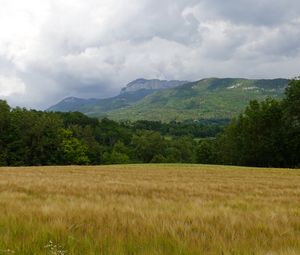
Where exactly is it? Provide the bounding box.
[120,78,189,94]
[61,97,82,103]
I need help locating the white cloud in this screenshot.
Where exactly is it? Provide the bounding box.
[0,75,26,97]
[0,0,299,109]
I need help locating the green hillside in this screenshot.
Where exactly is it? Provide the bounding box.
[107,78,288,122]
[47,89,155,115]
[49,78,288,122]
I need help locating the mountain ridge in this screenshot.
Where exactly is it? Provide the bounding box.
[48,77,289,122]
[48,78,189,113]
[120,78,189,94]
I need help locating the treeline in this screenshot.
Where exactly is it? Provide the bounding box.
[215,78,300,168]
[0,79,299,168]
[122,119,228,138]
[0,102,225,166]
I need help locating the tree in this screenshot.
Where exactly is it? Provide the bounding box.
[217,98,286,167]
[196,140,216,164]
[6,109,64,166]
[169,136,195,163]
[284,78,300,122]
[283,78,300,167]
[0,100,10,165]
[102,141,131,164]
[28,112,64,165]
[132,131,166,163]
[59,129,90,165]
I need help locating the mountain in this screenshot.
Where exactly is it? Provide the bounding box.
[48,97,98,112]
[108,78,288,121]
[48,78,289,122]
[120,78,189,94]
[48,78,188,115]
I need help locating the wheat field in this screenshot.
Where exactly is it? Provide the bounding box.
[0,164,299,254]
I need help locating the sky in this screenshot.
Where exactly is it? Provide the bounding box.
[0,0,300,109]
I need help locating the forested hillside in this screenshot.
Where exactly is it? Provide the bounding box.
[109,78,288,121]
[1,79,299,168]
[48,78,288,122]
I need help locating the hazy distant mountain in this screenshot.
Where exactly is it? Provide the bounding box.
[48,79,188,114]
[48,97,98,112]
[48,78,289,122]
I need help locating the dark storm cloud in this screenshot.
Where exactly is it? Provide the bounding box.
[0,0,299,109]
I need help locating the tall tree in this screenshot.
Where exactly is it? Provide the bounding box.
[0,100,10,165]
[218,98,286,167]
[283,78,300,167]
[59,129,90,165]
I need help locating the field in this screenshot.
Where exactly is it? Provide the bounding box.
[0,164,299,255]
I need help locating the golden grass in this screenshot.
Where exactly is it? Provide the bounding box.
[0,164,299,254]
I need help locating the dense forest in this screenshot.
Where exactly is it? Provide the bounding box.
[0,79,299,168]
[0,102,226,166]
[217,78,300,168]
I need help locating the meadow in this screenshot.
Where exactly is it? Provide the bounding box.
[0,164,299,255]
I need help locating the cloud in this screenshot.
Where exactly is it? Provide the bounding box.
[196,0,300,26]
[0,0,299,109]
[0,75,26,97]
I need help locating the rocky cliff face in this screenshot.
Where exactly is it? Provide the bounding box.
[120,79,188,94]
